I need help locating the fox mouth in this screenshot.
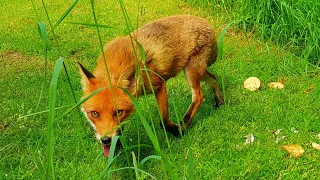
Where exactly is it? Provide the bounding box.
[102,140,123,158]
[102,144,111,157]
[101,130,122,158]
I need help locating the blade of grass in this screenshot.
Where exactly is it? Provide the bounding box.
[58,87,106,119]
[89,1,134,179]
[116,87,165,174]
[37,22,49,49]
[139,155,161,166]
[218,20,239,106]
[31,0,41,21]
[134,39,172,144]
[132,152,139,179]
[218,20,239,61]
[36,22,49,110]
[117,0,133,33]
[120,87,159,150]
[134,0,142,160]
[68,22,114,29]
[41,0,79,107]
[117,1,173,178]
[108,136,119,166]
[47,57,64,180]
[98,136,119,179]
[187,148,194,180]
[118,87,178,179]
[48,0,80,34]
[18,105,70,119]
[117,2,176,176]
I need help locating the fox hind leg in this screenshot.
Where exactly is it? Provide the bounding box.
[182,46,224,128]
[183,67,205,128]
[202,70,224,107]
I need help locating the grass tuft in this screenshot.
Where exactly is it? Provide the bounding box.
[186,0,320,65]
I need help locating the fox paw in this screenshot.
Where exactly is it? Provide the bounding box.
[215,98,224,107]
[160,123,184,137]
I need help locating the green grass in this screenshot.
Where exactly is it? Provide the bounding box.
[1,0,320,179]
[186,0,320,65]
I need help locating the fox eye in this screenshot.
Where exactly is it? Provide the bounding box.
[114,110,123,117]
[91,111,99,118]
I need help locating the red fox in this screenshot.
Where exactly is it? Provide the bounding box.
[79,15,224,157]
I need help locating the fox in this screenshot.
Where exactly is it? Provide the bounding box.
[78,15,224,157]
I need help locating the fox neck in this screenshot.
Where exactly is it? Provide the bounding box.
[94,36,164,96]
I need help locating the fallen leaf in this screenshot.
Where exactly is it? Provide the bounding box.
[291,127,299,133]
[244,133,254,145]
[274,129,283,135]
[304,84,314,94]
[244,77,261,91]
[275,136,286,143]
[312,142,320,150]
[281,144,305,159]
[268,82,284,89]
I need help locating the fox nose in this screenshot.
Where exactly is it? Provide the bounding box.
[101,136,112,144]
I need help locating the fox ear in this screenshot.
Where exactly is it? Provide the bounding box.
[116,67,139,95]
[78,62,95,91]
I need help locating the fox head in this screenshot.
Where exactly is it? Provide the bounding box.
[78,63,134,143]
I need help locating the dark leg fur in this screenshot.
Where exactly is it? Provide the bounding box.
[156,82,183,137]
[202,70,224,107]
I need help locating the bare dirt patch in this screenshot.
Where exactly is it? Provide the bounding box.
[0,50,46,76]
[0,50,26,60]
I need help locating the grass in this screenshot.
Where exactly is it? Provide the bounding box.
[1,0,320,179]
[186,0,320,65]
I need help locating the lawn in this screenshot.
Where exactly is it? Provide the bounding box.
[1,0,319,179]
